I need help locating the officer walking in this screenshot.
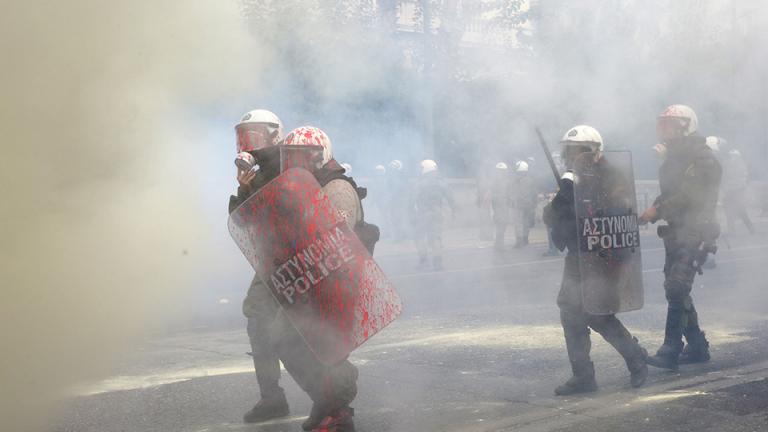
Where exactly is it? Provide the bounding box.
[545,125,648,395]
[276,126,363,432]
[490,162,512,251]
[640,105,722,370]
[721,148,755,235]
[512,161,537,248]
[411,160,455,270]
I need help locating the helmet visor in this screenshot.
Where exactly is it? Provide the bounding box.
[656,117,686,142]
[562,144,593,168]
[236,123,279,152]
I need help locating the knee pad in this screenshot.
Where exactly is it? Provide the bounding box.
[664,278,692,302]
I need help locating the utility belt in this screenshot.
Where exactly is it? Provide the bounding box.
[657,221,720,242]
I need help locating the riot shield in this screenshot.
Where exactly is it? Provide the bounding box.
[228,167,402,365]
[573,151,644,315]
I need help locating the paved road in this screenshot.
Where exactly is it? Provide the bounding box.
[55,222,768,432]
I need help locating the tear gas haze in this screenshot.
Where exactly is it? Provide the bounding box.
[0,1,261,430]
[3,1,768,431]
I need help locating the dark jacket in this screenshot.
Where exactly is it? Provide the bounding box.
[655,135,722,228]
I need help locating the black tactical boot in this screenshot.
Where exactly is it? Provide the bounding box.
[646,344,680,371]
[680,332,711,364]
[312,407,355,432]
[555,361,597,396]
[648,304,684,371]
[302,401,332,431]
[243,391,290,423]
[624,339,648,388]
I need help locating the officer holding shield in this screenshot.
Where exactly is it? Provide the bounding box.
[545,125,648,396]
[273,126,364,432]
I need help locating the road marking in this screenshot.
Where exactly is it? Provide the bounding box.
[635,390,708,403]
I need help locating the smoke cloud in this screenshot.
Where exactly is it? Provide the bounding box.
[0,1,262,430]
[3,1,768,430]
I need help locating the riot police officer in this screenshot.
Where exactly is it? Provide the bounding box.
[545,125,648,395]
[512,161,537,248]
[277,126,362,432]
[411,160,455,270]
[229,109,290,423]
[491,162,512,251]
[640,105,722,370]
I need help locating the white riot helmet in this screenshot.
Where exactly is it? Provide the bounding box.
[495,162,508,170]
[515,161,529,172]
[340,163,352,174]
[374,164,386,175]
[282,126,333,166]
[235,109,284,153]
[420,159,438,175]
[388,159,403,171]
[658,104,698,138]
[560,125,604,152]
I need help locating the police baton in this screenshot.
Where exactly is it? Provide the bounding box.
[535,127,562,189]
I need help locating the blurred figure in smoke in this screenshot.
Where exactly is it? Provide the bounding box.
[476,162,496,241]
[385,159,408,241]
[228,109,291,423]
[704,136,726,269]
[512,160,538,248]
[367,164,388,234]
[411,159,455,270]
[544,125,648,395]
[490,162,512,251]
[641,105,722,370]
[276,126,363,432]
[720,147,755,235]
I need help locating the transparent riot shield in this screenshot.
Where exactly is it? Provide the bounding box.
[228,168,402,365]
[573,151,644,315]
